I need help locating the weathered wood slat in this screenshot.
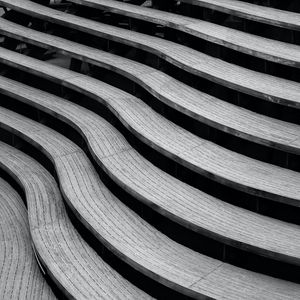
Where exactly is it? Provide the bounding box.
[0,177,56,300]
[67,0,300,67]
[179,0,300,31]
[0,149,150,298]
[0,48,299,207]
[0,0,299,298]
[0,107,300,299]
[1,0,300,108]
[1,18,299,155]
[2,75,300,268]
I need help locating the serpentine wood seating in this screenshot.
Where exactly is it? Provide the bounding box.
[1,18,300,156]
[0,177,55,300]
[1,47,300,207]
[1,0,300,108]
[0,144,150,299]
[2,75,300,268]
[1,100,300,299]
[178,0,300,31]
[66,0,300,67]
[0,1,299,298]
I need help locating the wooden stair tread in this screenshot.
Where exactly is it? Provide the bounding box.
[0,177,55,300]
[0,48,299,206]
[1,0,300,108]
[68,0,300,67]
[179,0,300,31]
[2,75,300,266]
[0,147,150,299]
[1,104,300,300]
[0,108,222,298]
[1,17,299,155]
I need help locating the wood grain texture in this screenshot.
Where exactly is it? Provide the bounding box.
[68,0,300,67]
[1,0,300,108]
[0,177,55,300]
[1,18,299,155]
[0,150,150,298]
[0,48,299,206]
[2,75,300,268]
[180,0,300,31]
[0,106,219,299]
[0,103,300,299]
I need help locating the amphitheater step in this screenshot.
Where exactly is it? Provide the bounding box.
[1,75,300,271]
[0,176,56,299]
[1,0,300,108]
[0,141,150,299]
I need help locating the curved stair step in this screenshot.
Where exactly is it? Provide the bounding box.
[0,177,55,300]
[0,106,300,298]
[0,146,150,298]
[68,0,300,67]
[0,48,299,206]
[0,18,299,156]
[179,0,300,31]
[1,75,300,268]
[1,0,300,108]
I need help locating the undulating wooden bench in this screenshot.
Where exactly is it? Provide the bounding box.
[179,0,300,31]
[0,105,300,300]
[1,47,299,207]
[0,145,150,299]
[1,0,300,108]
[66,0,300,67]
[2,75,300,269]
[0,177,55,300]
[1,17,299,157]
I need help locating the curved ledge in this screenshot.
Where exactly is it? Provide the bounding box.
[0,142,149,299]
[0,48,299,206]
[1,106,300,298]
[2,75,300,269]
[68,0,300,67]
[180,0,300,31]
[0,177,55,300]
[0,17,299,157]
[0,0,300,108]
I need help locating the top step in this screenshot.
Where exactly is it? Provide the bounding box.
[179,0,300,31]
[1,18,299,157]
[67,0,300,67]
[1,0,300,108]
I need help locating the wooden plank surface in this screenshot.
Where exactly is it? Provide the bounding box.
[2,75,300,268]
[179,0,300,31]
[68,0,300,67]
[0,150,150,298]
[1,0,300,108]
[1,17,299,155]
[0,48,299,206]
[0,177,56,300]
[0,104,300,299]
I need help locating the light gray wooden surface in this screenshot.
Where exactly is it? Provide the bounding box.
[1,0,300,108]
[68,0,300,67]
[0,146,150,299]
[0,48,299,206]
[0,104,300,299]
[2,75,300,268]
[0,177,56,300]
[179,0,300,31]
[1,17,299,155]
